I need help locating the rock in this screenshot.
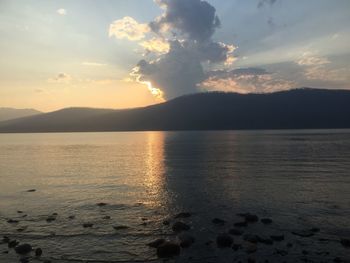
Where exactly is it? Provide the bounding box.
[35,247,43,256]
[292,230,314,237]
[302,250,308,255]
[286,242,293,248]
[229,228,243,236]
[178,233,195,248]
[270,235,284,241]
[245,242,257,253]
[216,234,233,248]
[2,250,9,254]
[212,218,226,225]
[163,220,170,225]
[7,219,19,224]
[44,260,52,263]
[102,215,111,220]
[27,189,36,192]
[261,218,273,225]
[172,222,190,232]
[157,242,180,258]
[68,215,75,220]
[175,212,191,219]
[46,215,56,223]
[113,225,129,230]
[8,240,19,248]
[17,227,27,232]
[248,256,256,263]
[340,238,350,248]
[15,244,32,254]
[334,257,343,263]
[20,258,29,263]
[238,213,258,223]
[2,236,10,243]
[234,221,248,227]
[148,239,166,248]
[97,202,108,207]
[17,211,23,213]
[52,213,58,216]
[83,223,93,228]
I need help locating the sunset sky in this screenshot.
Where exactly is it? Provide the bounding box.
[0,0,349,112]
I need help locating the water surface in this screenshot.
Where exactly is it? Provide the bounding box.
[0,130,350,262]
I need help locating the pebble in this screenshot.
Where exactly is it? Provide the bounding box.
[270,235,284,241]
[8,240,19,248]
[102,215,111,220]
[229,228,243,236]
[178,233,195,248]
[234,221,248,227]
[27,189,36,192]
[7,219,19,224]
[292,230,314,237]
[245,242,257,253]
[238,213,259,223]
[83,223,93,228]
[35,247,43,256]
[97,202,108,207]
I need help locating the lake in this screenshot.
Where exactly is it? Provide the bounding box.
[0,130,350,262]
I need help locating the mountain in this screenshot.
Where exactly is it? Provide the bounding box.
[0,108,42,122]
[0,88,350,133]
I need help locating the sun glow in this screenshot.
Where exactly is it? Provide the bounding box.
[141,81,165,100]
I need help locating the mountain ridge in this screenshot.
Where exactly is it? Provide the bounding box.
[0,88,350,133]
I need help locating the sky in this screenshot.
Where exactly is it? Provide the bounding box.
[0,0,349,112]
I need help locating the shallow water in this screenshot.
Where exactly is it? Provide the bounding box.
[0,130,350,262]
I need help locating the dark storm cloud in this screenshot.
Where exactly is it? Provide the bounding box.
[150,0,221,41]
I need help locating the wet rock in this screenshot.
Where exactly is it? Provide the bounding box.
[172,222,190,232]
[292,230,314,237]
[245,242,257,253]
[147,238,166,248]
[27,189,36,192]
[175,212,191,219]
[15,244,32,254]
[178,233,195,248]
[83,223,93,228]
[8,240,19,248]
[7,219,19,224]
[274,249,288,256]
[340,238,350,248]
[102,215,111,220]
[97,202,108,207]
[157,242,181,258]
[229,228,243,236]
[270,235,284,241]
[46,215,56,223]
[216,234,233,248]
[234,221,248,227]
[113,225,129,230]
[261,218,273,225]
[35,247,43,256]
[238,213,258,223]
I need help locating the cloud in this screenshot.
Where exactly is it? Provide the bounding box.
[201,68,294,93]
[57,8,67,15]
[127,0,237,99]
[82,61,107,67]
[257,0,277,9]
[48,73,72,83]
[296,52,330,66]
[109,16,150,41]
[150,0,221,41]
[139,37,170,54]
